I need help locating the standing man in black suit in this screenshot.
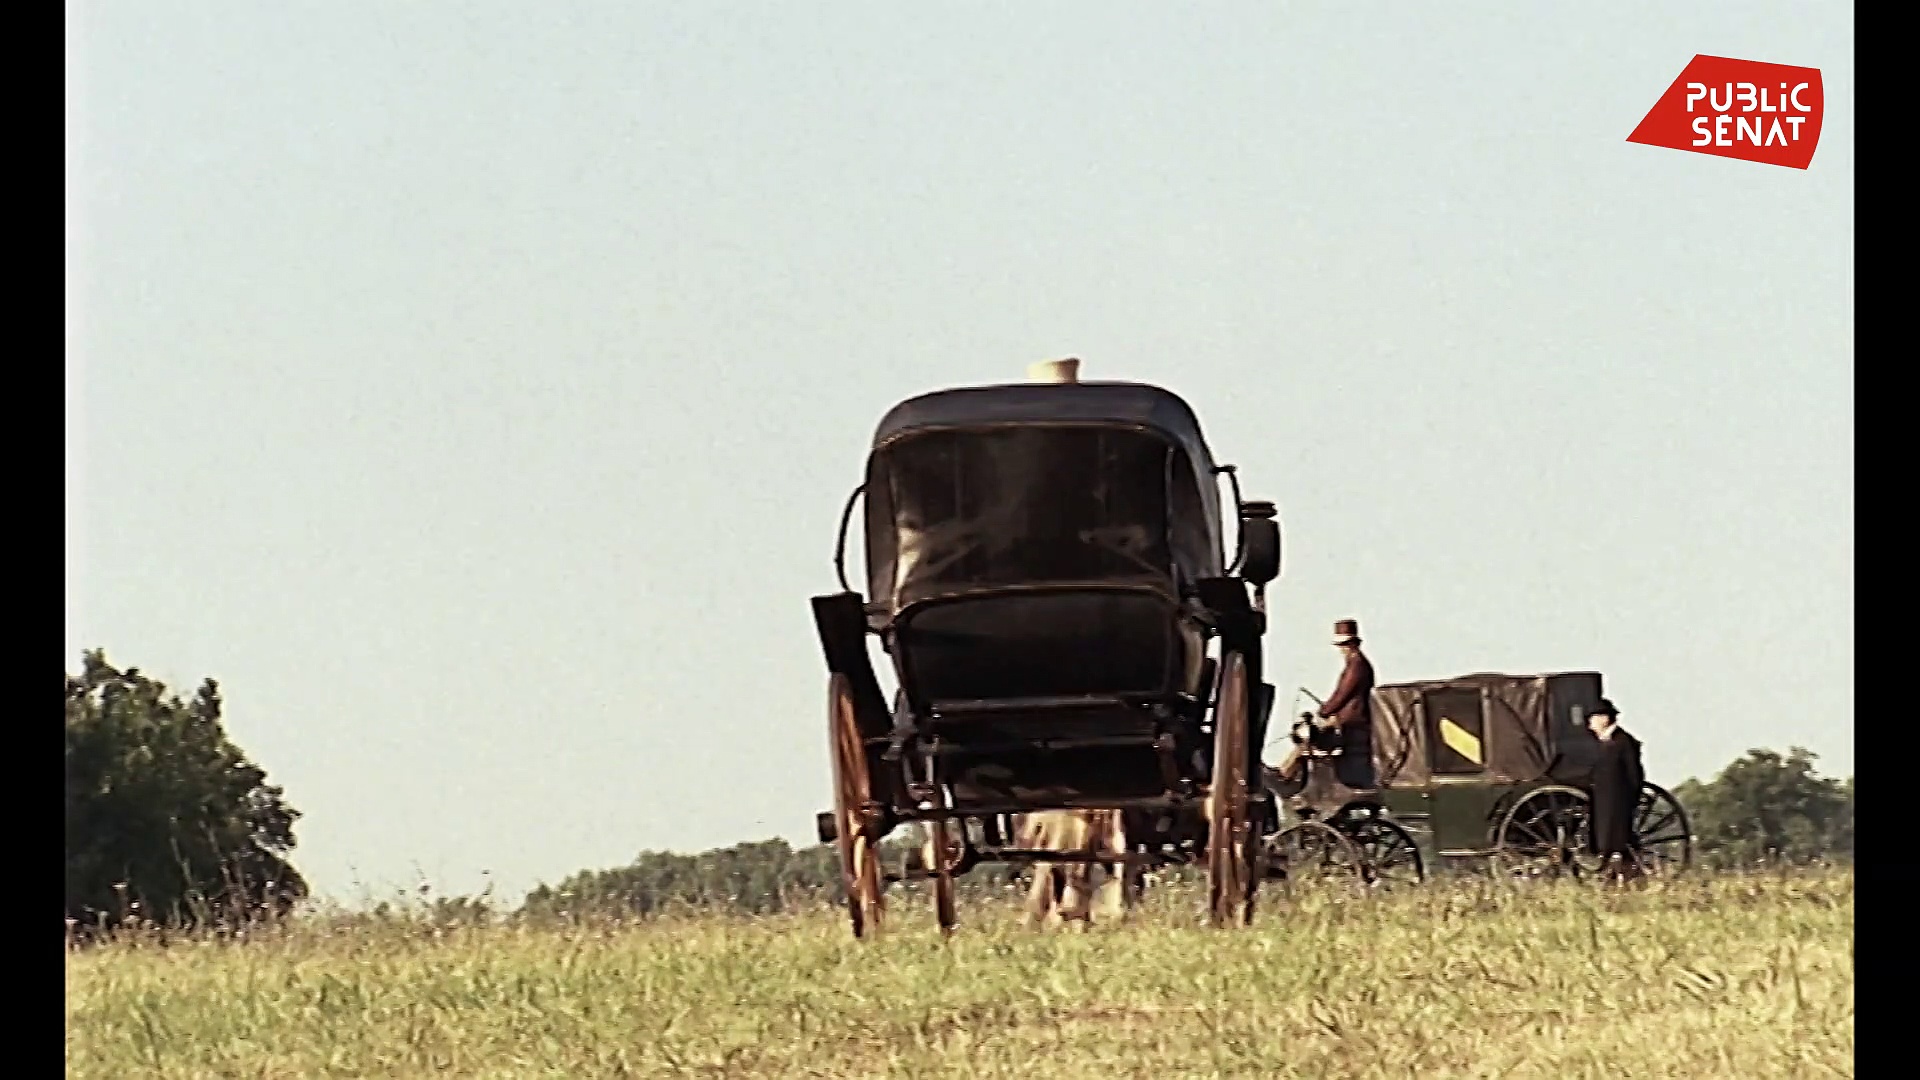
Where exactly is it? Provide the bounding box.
[1585,698,1646,883]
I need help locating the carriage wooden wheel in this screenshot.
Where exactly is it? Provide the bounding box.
[1491,784,1593,881]
[1263,820,1368,890]
[1344,817,1425,889]
[828,674,884,937]
[1206,652,1259,927]
[925,818,961,933]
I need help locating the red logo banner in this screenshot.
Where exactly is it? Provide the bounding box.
[1627,55,1823,169]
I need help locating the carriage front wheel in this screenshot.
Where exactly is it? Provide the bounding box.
[1206,652,1258,927]
[1262,820,1368,890]
[828,674,885,938]
[1344,817,1425,889]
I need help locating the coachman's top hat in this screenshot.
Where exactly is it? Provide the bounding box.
[1591,698,1619,718]
[1333,619,1361,645]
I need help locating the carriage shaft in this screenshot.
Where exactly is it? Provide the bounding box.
[969,848,1163,866]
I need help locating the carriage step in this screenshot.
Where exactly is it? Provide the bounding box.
[930,694,1137,715]
[921,735,1162,755]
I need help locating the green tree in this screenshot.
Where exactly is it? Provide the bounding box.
[1672,747,1852,868]
[65,650,307,933]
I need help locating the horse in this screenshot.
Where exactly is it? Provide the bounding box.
[1013,809,1141,926]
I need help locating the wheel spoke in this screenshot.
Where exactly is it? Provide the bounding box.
[1638,807,1678,836]
[1640,823,1688,846]
[1509,819,1554,848]
[1368,831,1421,885]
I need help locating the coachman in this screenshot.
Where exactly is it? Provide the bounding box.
[1314,618,1376,790]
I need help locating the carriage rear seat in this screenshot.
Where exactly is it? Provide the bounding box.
[929,694,1172,715]
[890,588,1207,706]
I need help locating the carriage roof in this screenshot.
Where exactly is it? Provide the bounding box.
[1375,671,1605,695]
[860,381,1229,611]
[871,381,1218,472]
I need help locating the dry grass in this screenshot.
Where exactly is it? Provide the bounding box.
[65,868,1852,1079]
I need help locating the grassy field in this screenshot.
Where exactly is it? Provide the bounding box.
[65,869,1852,1079]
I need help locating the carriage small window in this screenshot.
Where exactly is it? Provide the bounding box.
[1425,689,1486,776]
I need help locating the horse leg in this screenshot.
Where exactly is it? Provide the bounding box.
[1090,811,1129,920]
[1025,864,1056,926]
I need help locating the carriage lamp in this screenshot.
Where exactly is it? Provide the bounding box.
[1028,357,1082,383]
[1236,500,1282,589]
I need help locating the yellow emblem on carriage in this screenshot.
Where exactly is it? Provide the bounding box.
[1438,716,1483,765]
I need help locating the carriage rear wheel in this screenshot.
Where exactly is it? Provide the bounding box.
[828,674,884,938]
[1345,817,1425,889]
[1492,785,1593,882]
[1263,820,1368,890]
[927,819,960,933]
[1633,782,1694,876]
[1206,652,1258,927]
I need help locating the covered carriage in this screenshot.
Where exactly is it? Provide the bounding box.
[809,360,1283,935]
[1263,671,1693,884]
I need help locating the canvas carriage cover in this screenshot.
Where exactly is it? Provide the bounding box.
[861,382,1228,610]
[1370,672,1606,787]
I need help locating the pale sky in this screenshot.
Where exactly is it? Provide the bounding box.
[67,3,1852,906]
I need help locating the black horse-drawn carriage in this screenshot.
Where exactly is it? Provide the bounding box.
[1263,671,1694,884]
[809,364,1282,935]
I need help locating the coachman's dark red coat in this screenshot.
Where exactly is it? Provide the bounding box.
[1318,648,1377,788]
[1319,648,1375,732]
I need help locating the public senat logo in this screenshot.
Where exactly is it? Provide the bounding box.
[1627,54,1823,169]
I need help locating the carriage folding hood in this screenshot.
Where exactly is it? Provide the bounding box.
[846,359,1248,805]
[861,360,1228,615]
[1367,672,1609,787]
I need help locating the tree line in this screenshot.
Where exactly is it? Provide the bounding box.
[518,745,1854,921]
[66,650,1853,933]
